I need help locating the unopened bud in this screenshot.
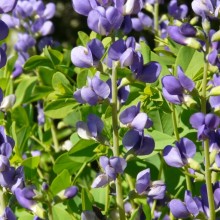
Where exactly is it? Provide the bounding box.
[0,94,16,111]
[188,158,201,171]
[185,38,201,50]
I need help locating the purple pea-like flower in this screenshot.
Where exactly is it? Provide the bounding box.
[136,168,151,194]
[131,12,153,31]
[0,44,7,69]
[76,114,104,140]
[92,156,127,188]
[123,129,155,155]
[15,186,36,210]
[169,190,203,218]
[0,20,9,41]
[71,39,104,68]
[191,0,219,18]
[0,166,24,191]
[168,0,188,20]
[208,74,220,110]
[87,6,123,35]
[168,23,201,49]
[57,186,78,200]
[0,207,16,220]
[37,101,45,126]
[107,79,130,105]
[163,137,196,168]
[120,102,153,130]
[74,74,110,105]
[0,0,17,13]
[190,112,220,140]
[81,210,98,220]
[135,168,166,199]
[162,66,195,105]
[14,33,36,52]
[72,0,96,16]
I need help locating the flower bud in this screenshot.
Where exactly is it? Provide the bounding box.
[81,210,98,220]
[188,158,201,171]
[0,94,16,111]
[56,186,78,200]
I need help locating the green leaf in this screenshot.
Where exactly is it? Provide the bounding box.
[44,99,77,119]
[22,156,40,169]
[14,77,37,107]
[148,109,173,135]
[52,204,74,220]
[4,55,18,78]
[90,187,106,209]
[81,188,94,211]
[175,46,204,79]
[77,69,90,88]
[44,47,63,65]
[24,55,53,71]
[78,31,90,46]
[38,66,56,86]
[147,130,175,150]
[140,41,151,64]
[52,72,72,95]
[50,169,71,195]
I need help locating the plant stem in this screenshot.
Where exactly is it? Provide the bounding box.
[104,184,110,215]
[0,189,6,216]
[51,120,59,152]
[201,40,215,220]
[111,61,125,220]
[154,0,159,37]
[171,104,192,191]
[48,202,54,220]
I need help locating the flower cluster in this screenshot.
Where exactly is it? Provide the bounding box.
[170,182,220,219]
[72,0,144,36]
[162,66,195,105]
[0,0,17,68]
[120,102,155,155]
[1,0,56,77]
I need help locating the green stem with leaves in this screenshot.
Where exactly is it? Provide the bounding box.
[111,61,125,220]
[201,39,215,220]
[51,120,59,152]
[154,0,159,41]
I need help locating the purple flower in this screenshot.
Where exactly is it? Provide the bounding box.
[163,137,196,168]
[168,23,201,49]
[131,12,153,31]
[0,207,16,220]
[37,101,45,126]
[0,0,17,13]
[107,79,130,105]
[72,0,96,16]
[120,0,144,15]
[0,44,7,69]
[135,168,166,199]
[76,114,104,140]
[0,126,15,158]
[74,74,110,105]
[38,36,60,52]
[162,66,195,105]
[120,102,153,130]
[71,39,104,68]
[92,156,127,188]
[14,33,36,52]
[87,6,123,35]
[15,186,36,210]
[81,210,98,220]
[190,112,220,140]
[0,20,9,41]
[123,129,155,155]
[168,0,188,20]
[208,74,220,109]
[136,168,151,194]
[0,166,24,191]
[191,0,220,18]
[56,186,78,200]
[169,190,203,218]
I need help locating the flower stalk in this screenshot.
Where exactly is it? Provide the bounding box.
[201,40,216,220]
[111,61,125,220]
